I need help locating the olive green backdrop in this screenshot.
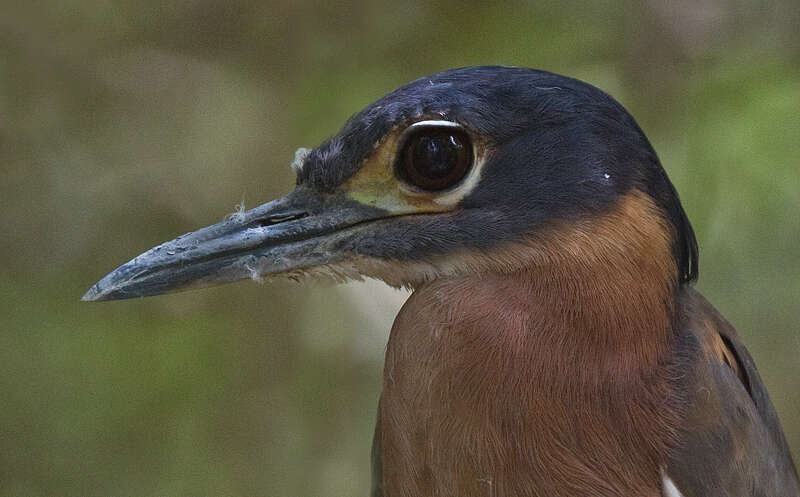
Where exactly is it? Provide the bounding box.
[1,1,799,496]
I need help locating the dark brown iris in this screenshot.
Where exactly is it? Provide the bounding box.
[397,127,473,191]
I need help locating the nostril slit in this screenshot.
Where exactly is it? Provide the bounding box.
[257,212,308,227]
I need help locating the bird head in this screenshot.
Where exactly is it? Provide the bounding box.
[83,66,697,302]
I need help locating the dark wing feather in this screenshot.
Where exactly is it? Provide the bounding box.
[666,288,799,496]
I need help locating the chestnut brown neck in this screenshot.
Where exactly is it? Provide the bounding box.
[379,192,684,496]
[516,191,679,381]
[398,190,679,380]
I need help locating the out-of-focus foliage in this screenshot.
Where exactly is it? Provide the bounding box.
[1,1,798,495]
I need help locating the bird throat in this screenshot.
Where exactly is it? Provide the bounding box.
[378,191,683,496]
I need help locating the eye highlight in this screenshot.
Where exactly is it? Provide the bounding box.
[396,121,473,191]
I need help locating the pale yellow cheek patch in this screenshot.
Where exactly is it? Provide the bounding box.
[340,125,490,214]
[341,129,445,214]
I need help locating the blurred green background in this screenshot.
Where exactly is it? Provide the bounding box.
[1,1,799,495]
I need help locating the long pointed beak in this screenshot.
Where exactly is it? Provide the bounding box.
[82,187,386,301]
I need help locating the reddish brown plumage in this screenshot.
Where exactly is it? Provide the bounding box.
[379,192,685,496]
[81,65,797,496]
[374,188,799,496]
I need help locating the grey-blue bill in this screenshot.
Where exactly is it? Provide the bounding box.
[82,187,387,301]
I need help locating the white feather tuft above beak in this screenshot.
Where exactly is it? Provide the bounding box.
[291,147,312,173]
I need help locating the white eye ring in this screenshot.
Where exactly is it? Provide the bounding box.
[404,119,464,131]
[396,121,473,192]
[395,120,489,206]
[398,120,467,147]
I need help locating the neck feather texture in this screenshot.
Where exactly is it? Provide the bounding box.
[379,191,687,497]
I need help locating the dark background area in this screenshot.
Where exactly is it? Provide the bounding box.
[1,1,799,495]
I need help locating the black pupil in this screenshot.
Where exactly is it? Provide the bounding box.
[399,127,472,191]
[411,133,463,180]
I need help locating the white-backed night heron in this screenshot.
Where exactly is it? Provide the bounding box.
[85,66,799,497]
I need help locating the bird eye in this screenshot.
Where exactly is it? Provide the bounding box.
[397,124,473,191]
